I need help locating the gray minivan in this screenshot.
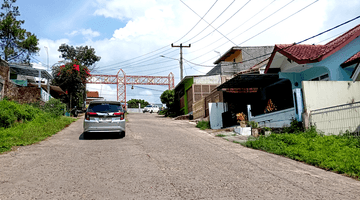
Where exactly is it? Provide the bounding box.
[83,100,125,138]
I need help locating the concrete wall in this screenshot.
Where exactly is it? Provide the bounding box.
[248,107,296,128]
[207,46,274,76]
[310,102,360,135]
[302,81,360,111]
[194,75,221,85]
[302,81,360,135]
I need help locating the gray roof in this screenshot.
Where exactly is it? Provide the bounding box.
[9,64,52,80]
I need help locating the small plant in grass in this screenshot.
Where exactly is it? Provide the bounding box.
[196,120,210,130]
[248,121,259,128]
[283,119,304,133]
[216,134,227,137]
[263,127,271,131]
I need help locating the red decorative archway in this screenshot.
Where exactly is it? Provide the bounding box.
[86,69,175,104]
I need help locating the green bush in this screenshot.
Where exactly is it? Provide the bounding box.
[263,127,271,131]
[248,121,259,128]
[42,98,66,117]
[0,100,41,128]
[158,109,167,115]
[245,127,360,179]
[0,113,76,153]
[283,119,304,133]
[196,120,210,130]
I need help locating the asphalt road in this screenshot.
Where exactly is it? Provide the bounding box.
[0,113,359,199]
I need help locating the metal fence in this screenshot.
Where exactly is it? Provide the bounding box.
[310,101,360,135]
[40,88,51,102]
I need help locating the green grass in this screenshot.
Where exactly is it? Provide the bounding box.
[0,113,76,153]
[0,99,76,154]
[216,134,227,137]
[196,120,210,130]
[244,127,360,179]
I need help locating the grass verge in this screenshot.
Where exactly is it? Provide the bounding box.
[244,127,360,179]
[196,120,210,130]
[0,113,76,154]
[216,134,227,137]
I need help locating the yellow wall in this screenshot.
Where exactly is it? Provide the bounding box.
[224,50,242,63]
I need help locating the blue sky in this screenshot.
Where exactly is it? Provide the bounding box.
[14,0,360,103]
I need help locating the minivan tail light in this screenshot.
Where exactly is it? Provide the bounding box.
[114,112,124,120]
[86,112,97,120]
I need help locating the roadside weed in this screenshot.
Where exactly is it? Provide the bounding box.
[216,134,227,137]
[245,127,360,179]
[196,121,210,130]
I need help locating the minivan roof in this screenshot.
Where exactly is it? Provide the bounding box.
[89,100,121,104]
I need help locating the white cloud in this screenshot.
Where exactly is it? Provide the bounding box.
[37,38,70,69]
[94,0,158,20]
[34,0,360,103]
[66,29,101,39]
[86,84,117,101]
[139,90,153,96]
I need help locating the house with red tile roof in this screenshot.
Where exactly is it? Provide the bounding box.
[254,23,360,127]
[85,91,104,106]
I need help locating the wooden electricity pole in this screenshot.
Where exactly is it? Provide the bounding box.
[171,43,191,80]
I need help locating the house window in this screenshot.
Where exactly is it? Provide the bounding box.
[310,73,329,81]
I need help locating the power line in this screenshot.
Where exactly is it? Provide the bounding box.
[219,15,360,67]
[132,85,167,92]
[238,0,319,46]
[98,0,219,70]
[188,0,315,63]
[180,0,238,46]
[188,0,253,45]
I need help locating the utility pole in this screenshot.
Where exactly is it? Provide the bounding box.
[171,43,190,80]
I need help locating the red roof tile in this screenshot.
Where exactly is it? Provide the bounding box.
[341,51,360,67]
[265,23,360,73]
[87,91,99,98]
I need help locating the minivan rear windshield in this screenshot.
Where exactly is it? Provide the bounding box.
[88,103,123,112]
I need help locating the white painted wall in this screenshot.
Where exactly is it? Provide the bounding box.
[194,75,221,85]
[302,81,360,111]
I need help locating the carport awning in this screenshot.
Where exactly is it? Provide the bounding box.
[9,64,52,79]
[217,74,283,90]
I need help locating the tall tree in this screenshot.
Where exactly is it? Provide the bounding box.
[52,60,91,109]
[0,0,39,63]
[53,44,101,109]
[58,44,101,70]
[160,90,175,110]
[127,99,149,108]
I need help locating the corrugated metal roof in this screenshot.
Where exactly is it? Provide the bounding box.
[217,74,282,89]
[9,64,52,79]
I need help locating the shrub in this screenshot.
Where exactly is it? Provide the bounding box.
[263,127,271,131]
[42,98,66,117]
[283,119,304,133]
[196,120,210,130]
[248,121,259,128]
[0,100,41,128]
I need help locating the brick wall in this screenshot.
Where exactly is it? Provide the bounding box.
[0,64,9,100]
[0,63,42,104]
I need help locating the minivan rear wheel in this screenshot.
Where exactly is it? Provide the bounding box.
[120,131,126,138]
